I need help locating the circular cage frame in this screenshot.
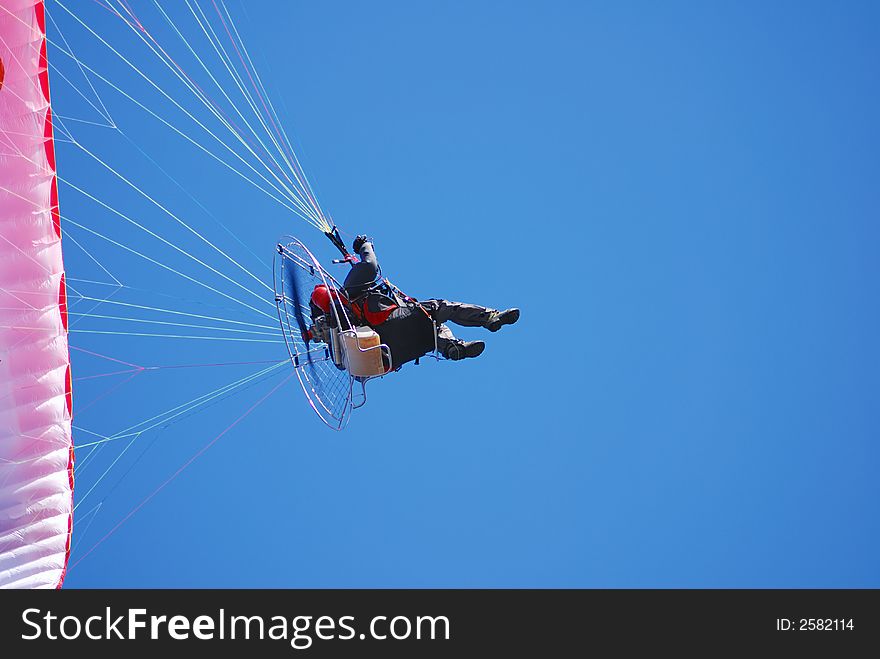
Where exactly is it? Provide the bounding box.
[273,237,357,430]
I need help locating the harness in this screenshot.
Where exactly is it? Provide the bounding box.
[346,277,398,326]
[324,225,440,363]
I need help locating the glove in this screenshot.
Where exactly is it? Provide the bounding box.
[352,234,371,253]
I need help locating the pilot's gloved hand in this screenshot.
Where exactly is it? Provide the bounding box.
[352,234,371,253]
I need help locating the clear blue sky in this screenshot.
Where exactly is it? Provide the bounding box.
[52,1,879,587]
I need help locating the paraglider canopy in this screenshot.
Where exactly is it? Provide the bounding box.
[0,0,74,589]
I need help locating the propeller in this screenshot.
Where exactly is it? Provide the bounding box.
[283,255,318,374]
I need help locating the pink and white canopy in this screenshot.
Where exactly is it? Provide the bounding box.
[0,0,74,589]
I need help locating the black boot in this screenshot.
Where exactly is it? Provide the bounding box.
[486,308,520,332]
[444,340,485,361]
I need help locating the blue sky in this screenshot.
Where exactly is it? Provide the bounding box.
[52,1,879,587]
